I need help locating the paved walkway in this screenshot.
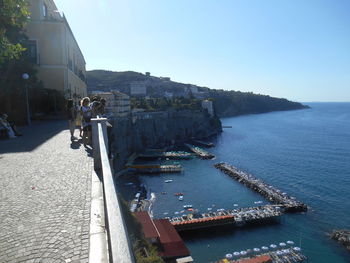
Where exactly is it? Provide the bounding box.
[0,121,93,263]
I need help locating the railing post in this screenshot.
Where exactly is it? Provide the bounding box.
[91,118,108,171]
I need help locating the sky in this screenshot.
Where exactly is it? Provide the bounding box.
[55,0,350,102]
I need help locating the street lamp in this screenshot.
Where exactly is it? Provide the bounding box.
[22,73,31,125]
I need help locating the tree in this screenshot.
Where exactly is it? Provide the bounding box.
[0,0,29,65]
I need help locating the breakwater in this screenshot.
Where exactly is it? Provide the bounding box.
[214,163,307,212]
[168,205,282,231]
[331,230,350,252]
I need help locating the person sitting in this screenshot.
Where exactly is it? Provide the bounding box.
[0,114,22,139]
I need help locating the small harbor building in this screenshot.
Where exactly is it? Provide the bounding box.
[134,211,193,262]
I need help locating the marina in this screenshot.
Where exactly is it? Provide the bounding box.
[167,205,282,231]
[214,163,307,212]
[185,143,215,159]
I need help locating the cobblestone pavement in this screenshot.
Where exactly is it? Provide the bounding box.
[0,121,92,263]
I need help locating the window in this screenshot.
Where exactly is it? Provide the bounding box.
[43,3,47,18]
[26,40,38,64]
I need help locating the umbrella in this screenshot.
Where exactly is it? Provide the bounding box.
[253,248,261,252]
[233,252,240,257]
[282,249,290,254]
[226,253,233,259]
[261,246,269,251]
[293,247,301,251]
[240,251,247,256]
[279,242,286,247]
[276,251,283,255]
[286,241,294,245]
[270,244,277,249]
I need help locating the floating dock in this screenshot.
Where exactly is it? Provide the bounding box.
[185,144,215,159]
[126,164,183,174]
[167,205,282,231]
[137,151,194,160]
[216,243,307,263]
[192,140,215,148]
[214,163,307,212]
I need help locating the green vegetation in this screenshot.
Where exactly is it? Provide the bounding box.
[0,0,30,64]
[131,97,202,111]
[119,197,164,263]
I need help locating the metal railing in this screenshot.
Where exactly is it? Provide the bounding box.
[91,118,135,263]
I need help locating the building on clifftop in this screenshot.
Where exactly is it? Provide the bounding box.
[25,0,87,102]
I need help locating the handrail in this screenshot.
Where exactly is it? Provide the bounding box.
[92,118,135,263]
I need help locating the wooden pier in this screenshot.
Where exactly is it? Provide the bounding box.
[214,163,307,212]
[185,144,215,159]
[137,151,194,160]
[192,140,215,148]
[126,164,183,174]
[167,205,282,231]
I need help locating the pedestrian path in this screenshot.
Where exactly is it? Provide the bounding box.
[0,121,93,263]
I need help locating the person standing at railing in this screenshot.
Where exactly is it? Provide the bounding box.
[81,97,92,146]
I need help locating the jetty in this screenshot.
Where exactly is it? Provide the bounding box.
[126,163,183,174]
[167,205,282,231]
[214,163,307,212]
[185,143,215,159]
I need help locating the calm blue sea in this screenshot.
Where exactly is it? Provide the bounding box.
[121,102,350,263]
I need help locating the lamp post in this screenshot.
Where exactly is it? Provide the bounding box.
[22,73,31,125]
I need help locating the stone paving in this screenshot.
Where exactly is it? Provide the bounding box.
[0,121,92,263]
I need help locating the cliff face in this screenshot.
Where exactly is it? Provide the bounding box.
[110,110,222,171]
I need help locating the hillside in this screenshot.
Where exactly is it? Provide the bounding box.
[87,70,309,117]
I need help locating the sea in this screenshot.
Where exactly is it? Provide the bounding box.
[118,102,350,263]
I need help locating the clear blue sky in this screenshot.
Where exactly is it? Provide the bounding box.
[55,0,350,102]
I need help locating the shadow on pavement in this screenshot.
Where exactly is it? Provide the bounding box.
[0,120,67,154]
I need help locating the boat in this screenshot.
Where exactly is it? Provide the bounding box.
[165,180,173,183]
[174,192,184,196]
[178,196,184,201]
[183,204,193,209]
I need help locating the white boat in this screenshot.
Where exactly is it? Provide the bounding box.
[183,204,193,209]
[178,196,184,201]
[164,179,173,183]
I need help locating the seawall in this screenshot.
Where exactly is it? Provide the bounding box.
[110,110,222,171]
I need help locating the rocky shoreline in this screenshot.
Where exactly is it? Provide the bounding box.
[331,230,350,251]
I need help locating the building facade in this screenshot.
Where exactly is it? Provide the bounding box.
[201,100,214,116]
[25,0,87,102]
[97,92,131,118]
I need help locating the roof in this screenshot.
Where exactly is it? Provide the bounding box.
[134,211,159,239]
[236,255,272,263]
[154,219,190,258]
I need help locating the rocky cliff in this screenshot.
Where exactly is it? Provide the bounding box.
[110,110,222,171]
